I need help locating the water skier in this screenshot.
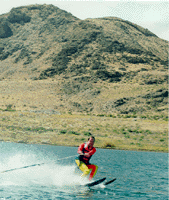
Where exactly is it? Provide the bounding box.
[75,136,98,181]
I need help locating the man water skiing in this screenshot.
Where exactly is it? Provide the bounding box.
[75,136,98,181]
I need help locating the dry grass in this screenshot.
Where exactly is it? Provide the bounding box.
[0,79,167,114]
[0,79,168,153]
[0,109,168,152]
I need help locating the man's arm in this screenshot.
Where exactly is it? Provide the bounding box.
[85,147,96,157]
[77,143,85,155]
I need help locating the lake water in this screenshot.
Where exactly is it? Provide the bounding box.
[0,142,168,199]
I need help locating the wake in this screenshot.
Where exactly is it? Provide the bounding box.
[0,153,84,187]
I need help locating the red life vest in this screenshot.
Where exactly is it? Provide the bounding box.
[78,142,96,165]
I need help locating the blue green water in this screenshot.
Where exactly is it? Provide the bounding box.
[0,142,168,199]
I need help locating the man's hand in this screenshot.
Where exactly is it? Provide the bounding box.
[79,152,90,157]
[83,153,90,157]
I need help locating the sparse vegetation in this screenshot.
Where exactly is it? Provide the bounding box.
[0,111,168,152]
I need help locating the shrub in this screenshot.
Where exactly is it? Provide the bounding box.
[140,115,147,119]
[8,9,31,24]
[97,114,105,117]
[102,142,116,149]
[4,104,16,111]
[163,116,168,121]
[107,114,116,118]
[145,130,152,134]
[0,19,13,38]
[60,130,67,134]
[83,132,92,136]
[68,131,80,135]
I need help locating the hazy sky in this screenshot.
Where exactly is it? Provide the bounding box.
[0,0,168,41]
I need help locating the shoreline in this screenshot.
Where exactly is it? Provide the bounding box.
[0,139,168,153]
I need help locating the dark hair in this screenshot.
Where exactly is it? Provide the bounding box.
[88,136,95,142]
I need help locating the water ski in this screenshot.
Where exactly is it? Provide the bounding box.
[84,177,116,187]
[84,177,106,187]
[104,178,116,185]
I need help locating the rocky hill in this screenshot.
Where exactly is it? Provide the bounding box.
[0,4,168,118]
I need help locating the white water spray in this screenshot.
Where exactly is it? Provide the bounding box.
[0,153,87,187]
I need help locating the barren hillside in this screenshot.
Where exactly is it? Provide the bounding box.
[0,4,168,117]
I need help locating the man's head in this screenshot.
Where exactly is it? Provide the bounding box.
[88,136,95,147]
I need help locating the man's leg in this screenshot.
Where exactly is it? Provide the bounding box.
[87,164,98,181]
[75,160,90,178]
